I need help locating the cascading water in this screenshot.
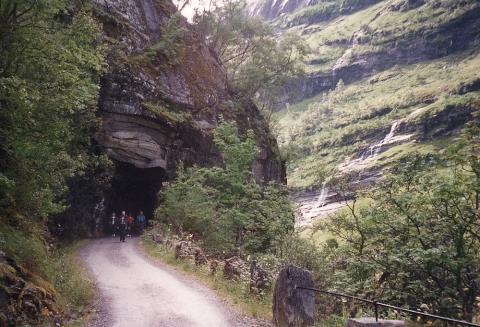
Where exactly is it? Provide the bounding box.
[336,116,415,179]
[316,180,329,207]
[373,120,400,156]
[361,120,401,160]
[298,115,417,227]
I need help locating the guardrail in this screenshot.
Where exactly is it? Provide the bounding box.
[295,286,480,327]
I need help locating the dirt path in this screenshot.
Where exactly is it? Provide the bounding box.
[81,238,255,327]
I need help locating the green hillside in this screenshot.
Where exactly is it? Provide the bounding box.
[269,0,480,189]
[279,50,480,188]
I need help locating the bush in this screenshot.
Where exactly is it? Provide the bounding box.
[156,121,295,254]
[145,13,186,64]
[322,124,480,321]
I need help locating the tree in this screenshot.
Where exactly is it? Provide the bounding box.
[192,0,308,102]
[156,121,295,253]
[324,122,480,321]
[0,1,105,222]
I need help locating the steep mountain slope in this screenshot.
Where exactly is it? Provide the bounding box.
[92,0,285,218]
[249,0,480,225]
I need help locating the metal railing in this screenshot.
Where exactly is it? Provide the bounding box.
[295,286,480,326]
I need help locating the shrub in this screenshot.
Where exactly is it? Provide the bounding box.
[323,124,480,321]
[156,121,295,254]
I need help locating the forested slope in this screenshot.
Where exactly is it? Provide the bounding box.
[0,0,286,324]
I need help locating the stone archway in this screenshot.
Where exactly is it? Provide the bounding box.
[105,160,166,231]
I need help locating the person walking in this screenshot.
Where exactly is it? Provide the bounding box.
[111,212,117,237]
[136,211,146,234]
[127,213,134,237]
[119,211,127,242]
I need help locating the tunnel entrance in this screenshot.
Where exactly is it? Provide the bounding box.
[105,161,166,230]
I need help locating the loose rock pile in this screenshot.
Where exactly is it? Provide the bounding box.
[250,260,270,296]
[223,256,246,280]
[173,240,207,264]
[149,229,272,296]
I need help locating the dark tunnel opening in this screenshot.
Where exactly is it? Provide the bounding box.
[105,161,166,231]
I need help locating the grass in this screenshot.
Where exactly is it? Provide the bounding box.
[139,234,273,321]
[276,49,480,189]
[143,101,192,125]
[46,240,95,313]
[0,222,96,326]
[281,0,384,29]
[297,2,386,74]
[284,0,479,74]
[365,0,480,46]
[305,2,384,45]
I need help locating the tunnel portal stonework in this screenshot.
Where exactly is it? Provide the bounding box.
[94,0,286,227]
[95,0,285,185]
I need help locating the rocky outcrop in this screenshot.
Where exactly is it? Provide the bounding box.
[333,4,480,85]
[274,1,480,108]
[248,0,382,25]
[94,0,285,184]
[277,73,335,107]
[417,104,475,139]
[0,251,59,325]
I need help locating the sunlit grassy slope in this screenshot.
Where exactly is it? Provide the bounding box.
[281,0,479,74]
[261,0,480,189]
[276,49,480,189]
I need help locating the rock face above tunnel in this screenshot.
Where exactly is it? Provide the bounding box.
[94,0,285,183]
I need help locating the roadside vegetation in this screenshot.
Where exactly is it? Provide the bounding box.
[0,223,95,325]
[157,121,294,254]
[149,113,480,323]
[146,120,318,321]
[149,117,480,323]
[313,123,480,322]
[141,233,273,320]
[0,1,106,324]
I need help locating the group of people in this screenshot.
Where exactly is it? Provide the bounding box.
[110,210,146,242]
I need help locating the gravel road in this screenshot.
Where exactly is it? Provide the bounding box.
[81,238,261,327]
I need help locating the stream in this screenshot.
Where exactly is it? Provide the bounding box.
[294,116,417,228]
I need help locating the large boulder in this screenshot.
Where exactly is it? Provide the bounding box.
[272,265,315,327]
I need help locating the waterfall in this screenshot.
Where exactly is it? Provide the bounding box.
[362,120,400,159]
[373,120,400,156]
[338,116,415,175]
[316,181,329,207]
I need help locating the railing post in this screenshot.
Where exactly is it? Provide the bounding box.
[374,302,379,322]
